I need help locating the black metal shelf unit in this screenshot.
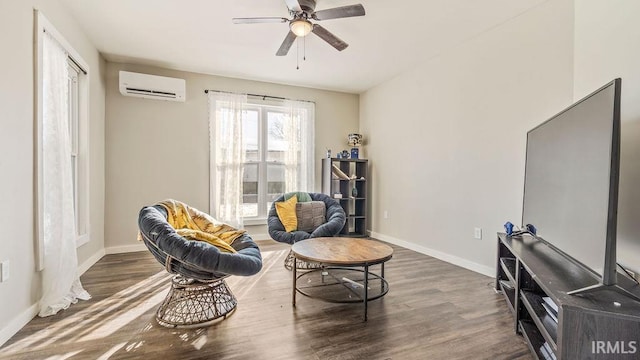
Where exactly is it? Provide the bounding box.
[321,158,368,237]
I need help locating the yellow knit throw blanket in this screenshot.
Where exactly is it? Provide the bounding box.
[156,199,245,253]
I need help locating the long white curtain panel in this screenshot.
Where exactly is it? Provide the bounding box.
[208,91,248,228]
[39,30,90,317]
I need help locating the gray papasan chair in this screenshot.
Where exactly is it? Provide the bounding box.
[268,192,346,269]
[138,203,262,328]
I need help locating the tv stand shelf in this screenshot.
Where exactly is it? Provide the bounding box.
[496,233,640,359]
[499,257,516,283]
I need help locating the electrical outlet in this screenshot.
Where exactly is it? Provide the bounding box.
[383,210,389,219]
[474,228,482,240]
[1,260,9,282]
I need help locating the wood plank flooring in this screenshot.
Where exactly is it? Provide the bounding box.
[0,240,532,360]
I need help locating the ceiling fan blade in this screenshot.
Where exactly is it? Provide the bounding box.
[313,4,365,20]
[276,31,297,56]
[311,24,348,51]
[283,0,302,13]
[232,17,289,24]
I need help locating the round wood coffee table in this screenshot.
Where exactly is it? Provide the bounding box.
[291,237,393,321]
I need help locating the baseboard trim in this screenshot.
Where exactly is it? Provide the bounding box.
[249,233,271,241]
[369,231,495,278]
[78,249,105,276]
[105,244,147,255]
[0,303,38,347]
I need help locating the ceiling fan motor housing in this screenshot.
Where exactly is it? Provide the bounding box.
[297,0,317,13]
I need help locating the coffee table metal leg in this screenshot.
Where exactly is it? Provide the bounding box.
[292,259,297,307]
[381,262,385,292]
[364,264,369,321]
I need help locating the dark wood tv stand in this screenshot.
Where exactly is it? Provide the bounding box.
[496,233,640,359]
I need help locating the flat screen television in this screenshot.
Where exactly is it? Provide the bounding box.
[521,78,634,297]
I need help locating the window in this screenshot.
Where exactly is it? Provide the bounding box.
[35,11,90,270]
[208,93,314,226]
[241,105,302,220]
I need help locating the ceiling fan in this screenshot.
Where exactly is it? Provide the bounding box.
[232,0,365,56]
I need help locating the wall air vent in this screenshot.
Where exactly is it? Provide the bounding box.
[119,71,186,102]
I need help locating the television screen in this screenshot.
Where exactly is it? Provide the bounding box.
[522,78,620,285]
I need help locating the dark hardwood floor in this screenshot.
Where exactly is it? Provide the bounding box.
[0,240,531,360]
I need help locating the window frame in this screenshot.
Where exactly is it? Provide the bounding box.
[35,10,91,271]
[241,103,291,225]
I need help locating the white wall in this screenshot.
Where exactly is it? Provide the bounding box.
[105,62,359,252]
[0,0,105,346]
[360,0,575,274]
[574,0,640,273]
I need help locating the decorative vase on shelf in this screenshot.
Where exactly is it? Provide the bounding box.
[350,147,359,159]
[352,186,358,198]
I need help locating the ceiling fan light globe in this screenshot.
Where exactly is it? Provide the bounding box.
[290,20,313,37]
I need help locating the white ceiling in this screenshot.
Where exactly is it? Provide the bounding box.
[59,0,546,93]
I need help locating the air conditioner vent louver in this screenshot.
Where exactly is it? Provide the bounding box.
[125,87,177,98]
[119,71,185,102]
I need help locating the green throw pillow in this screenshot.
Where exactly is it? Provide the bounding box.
[284,191,312,203]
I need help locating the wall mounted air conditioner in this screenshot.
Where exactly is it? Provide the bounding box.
[119,71,186,102]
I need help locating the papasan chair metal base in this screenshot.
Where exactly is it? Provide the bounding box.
[284,249,321,271]
[156,275,237,328]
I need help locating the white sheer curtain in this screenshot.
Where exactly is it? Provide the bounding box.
[208,92,248,228]
[283,99,315,192]
[39,31,90,317]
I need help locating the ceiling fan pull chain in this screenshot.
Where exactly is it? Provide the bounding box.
[296,37,300,70]
[303,35,306,61]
